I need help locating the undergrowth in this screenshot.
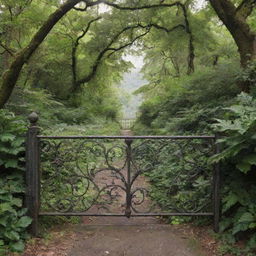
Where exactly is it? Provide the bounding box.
[0,110,31,254]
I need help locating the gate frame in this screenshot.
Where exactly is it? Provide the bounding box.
[25,113,221,236]
[26,112,40,236]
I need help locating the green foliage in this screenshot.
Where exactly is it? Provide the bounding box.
[240,60,256,87]
[44,119,121,136]
[0,1,255,255]
[135,63,256,254]
[139,139,213,225]
[212,93,256,173]
[135,63,240,135]
[0,110,32,253]
[210,93,256,252]
[7,86,121,129]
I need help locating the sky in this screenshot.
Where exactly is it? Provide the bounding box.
[123,55,145,70]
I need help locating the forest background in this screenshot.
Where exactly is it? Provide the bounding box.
[0,0,256,255]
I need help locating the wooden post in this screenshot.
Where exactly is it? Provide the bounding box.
[213,134,221,233]
[26,112,40,236]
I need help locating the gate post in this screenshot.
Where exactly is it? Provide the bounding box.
[125,138,133,218]
[213,134,221,232]
[26,112,40,237]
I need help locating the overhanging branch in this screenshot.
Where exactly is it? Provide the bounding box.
[107,29,151,58]
[72,17,101,88]
[0,42,16,56]
[89,0,184,11]
[73,21,186,92]
[236,0,256,19]
[85,0,195,74]
[74,24,147,89]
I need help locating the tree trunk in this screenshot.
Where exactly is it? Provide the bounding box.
[209,0,256,92]
[0,0,81,108]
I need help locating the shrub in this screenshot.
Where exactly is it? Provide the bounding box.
[134,63,240,135]
[0,110,32,254]
[212,93,256,251]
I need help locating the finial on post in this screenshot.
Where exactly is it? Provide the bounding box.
[28,112,39,127]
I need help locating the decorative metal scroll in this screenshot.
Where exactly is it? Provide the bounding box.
[39,136,215,217]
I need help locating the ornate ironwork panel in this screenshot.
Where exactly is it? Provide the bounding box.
[26,113,220,237]
[38,136,216,218]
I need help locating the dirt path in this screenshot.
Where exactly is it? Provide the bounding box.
[67,224,206,256]
[22,130,208,256]
[66,130,206,256]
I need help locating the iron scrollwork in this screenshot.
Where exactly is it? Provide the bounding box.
[39,137,214,216]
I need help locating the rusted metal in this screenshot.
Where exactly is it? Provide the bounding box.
[26,113,221,236]
[25,112,40,237]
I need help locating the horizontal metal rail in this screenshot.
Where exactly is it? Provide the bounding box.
[39,212,214,216]
[38,135,215,140]
[26,112,221,237]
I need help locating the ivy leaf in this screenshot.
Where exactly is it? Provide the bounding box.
[0,216,9,227]
[16,216,32,228]
[4,231,20,241]
[11,198,22,208]
[10,240,25,252]
[0,203,15,214]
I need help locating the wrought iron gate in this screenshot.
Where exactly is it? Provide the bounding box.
[25,112,221,236]
[119,119,136,129]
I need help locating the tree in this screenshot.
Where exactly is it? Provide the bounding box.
[0,0,83,108]
[4,0,253,107]
[209,0,256,91]
[0,0,194,108]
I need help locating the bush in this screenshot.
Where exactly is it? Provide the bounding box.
[134,63,240,135]
[0,110,32,254]
[212,93,256,252]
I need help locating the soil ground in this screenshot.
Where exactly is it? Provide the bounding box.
[21,130,215,256]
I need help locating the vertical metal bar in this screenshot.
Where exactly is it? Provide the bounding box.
[125,138,133,218]
[213,134,221,232]
[26,112,40,237]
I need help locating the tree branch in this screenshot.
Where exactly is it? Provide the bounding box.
[0,0,195,107]
[0,0,81,108]
[0,42,16,56]
[73,21,185,92]
[72,17,102,88]
[209,0,255,66]
[87,0,195,74]
[74,24,146,89]
[236,0,256,19]
[139,23,185,33]
[89,0,183,11]
[107,29,151,58]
